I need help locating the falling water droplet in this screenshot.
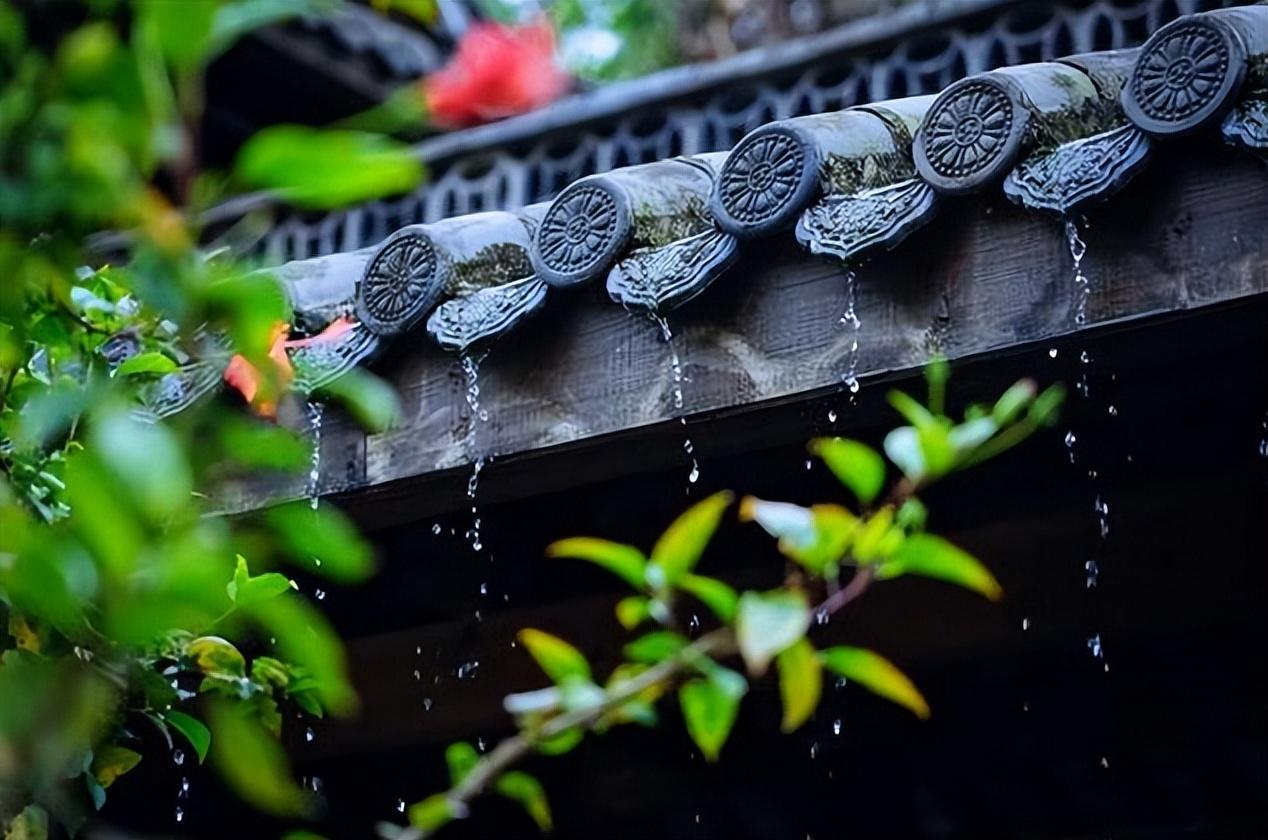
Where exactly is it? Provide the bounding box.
[804,459,813,471]
[306,401,324,509]
[839,270,862,396]
[1048,348,1059,359]
[1022,617,1031,631]
[809,742,820,759]
[305,727,315,743]
[1064,430,1078,463]
[832,719,842,735]
[455,660,480,681]
[178,777,190,799]
[1087,634,1103,658]
[1085,559,1100,588]
[1100,756,1110,769]
[827,409,838,424]
[314,588,326,601]
[175,807,184,823]
[397,799,406,813]
[432,523,442,535]
[173,749,185,766]
[423,697,433,711]
[1065,219,1090,326]
[477,737,487,752]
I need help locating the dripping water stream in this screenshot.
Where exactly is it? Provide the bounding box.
[839,269,862,399]
[461,353,490,555]
[651,315,700,490]
[305,401,327,595]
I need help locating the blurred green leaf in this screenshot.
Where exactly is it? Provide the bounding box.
[219,418,309,471]
[444,741,479,785]
[316,368,400,433]
[3,804,48,840]
[188,635,247,678]
[614,595,651,630]
[811,438,886,505]
[91,744,142,788]
[534,726,583,756]
[742,497,857,574]
[517,628,591,685]
[647,491,732,588]
[235,127,424,209]
[852,506,902,564]
[248,596,356,716]
[227,555,293,608]
[209,701,310,816]
[163,710,211,764]
[114,351,176,376]
[678,666,746,762]
[408,793,456,833]
[92,411,192,522]
[992,379,1036,425]
[547,537,646,589]
[622,631,687,664]
[1029,383,1066,427]
[677,574,737,623]
[496,771,552,833]
[212,0,334,56]
[878,533,1002,601]
[883,426,924,482]
[776,637,821,733]
[735,590,810,675]
[265,501,374,583]
[820,646,930,719]
[136,0,218,69]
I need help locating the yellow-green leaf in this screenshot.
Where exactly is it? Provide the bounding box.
[811,438,886,504]
[879,533,1002,600]
[547,537,646,589]
[623,631,687,664]
[735,590,811,675]
[776,638,822,732]
[496,771,552,833]
[3,804,48,840]
[187,636,246,678]
[114,352,177,377]
[227,555,293,608]
[408,793,457,832]
[518,628,591,684]
[820,646,930,719]
[678,667,746,761]
[614,595,651,630]
[648,491,733,587]
[91,745,142,788]
[740,497,857,574]
[677,574,738,623]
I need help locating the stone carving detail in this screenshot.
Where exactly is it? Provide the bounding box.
[354,233,440,336]
[914,78,1026,193]
[1003,125,1153,215]
[534,185,628,288]
[426,276,550,352]
[713,132,811,234]
[795,179,938,262]
[1222,99,1268,152]
[137,360,226,421]
[1123,18,1242,136]
[291,324,382,393]
[606,230,739,312]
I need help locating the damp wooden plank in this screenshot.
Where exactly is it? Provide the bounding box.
[216,146,1268,521]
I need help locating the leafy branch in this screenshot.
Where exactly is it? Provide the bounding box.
[384,363,1065,838]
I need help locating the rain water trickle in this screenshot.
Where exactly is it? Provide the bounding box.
[455,659,480,681]
[461,353,491,554]
[175,807,184,823]
[652,315,701,491]
[178,777,190,799]
[1087,633,1103,659]
[306,400,324,508]
[1065,219,1090,327]
[1093,495,1110,539]
[839,270,862,396]
[1085,559,1100,588]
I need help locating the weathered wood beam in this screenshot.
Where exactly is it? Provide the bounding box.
[216,146,1268,521]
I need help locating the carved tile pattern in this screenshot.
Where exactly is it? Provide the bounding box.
[606,229,739,311]
[426,276,550,352]
[920,81,1014,179]
[717,133,806,224]
[536,186,620,277]
[1129,22,1231,124]
[795,180,937,262]
[358,234,437,331]
[291,324,382,393]
[1222,98,1268,150]
[1003,125,1153,214]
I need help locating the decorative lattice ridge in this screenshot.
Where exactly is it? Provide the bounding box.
[147,6,1268,420]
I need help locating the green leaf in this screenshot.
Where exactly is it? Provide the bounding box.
[852,506,903,564]
[315,368,400,433]
[209,701,310,816]
[614,595,651,630]
[408,793,457,832]
[535,726,583,756]
[623,631,687,664]
[735,590,811,675]
[949,417,998,454]
[811,438,886,504]
[235,127,424,209]
[266,501,375,583]
[820,646,930,719]
[187,636,247,678]
[887,389,936,428]
[91,411,192,522]
[777,638,822,733]
[517,628,591,684]
[917,421,956,477]
[91,745,142,788]
[1029,383,1066,427]
[444,742,479,785]
[248,596,356,716]
[219,417,310,471]
[227,555,294,608]
[496,771,553,833]
[677,574,738,623]
[547,538,646,589]
[114,352,177,377]
[3,804,48,839]
[137,0,217,69]
[992,379,1037,425]
[678,667,746,761]
[164,710,211,764]
[740,498,857,575]
[879,533,1002,600]
[647,491,733,588]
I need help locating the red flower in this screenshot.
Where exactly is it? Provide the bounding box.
[423,19,569,129]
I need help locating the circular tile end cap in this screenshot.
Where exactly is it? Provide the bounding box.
[355,229,441,337]
[914,75,1031,196]
[531,180,633,289]
[1122,15,1247,138]
[710,125,820,238]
